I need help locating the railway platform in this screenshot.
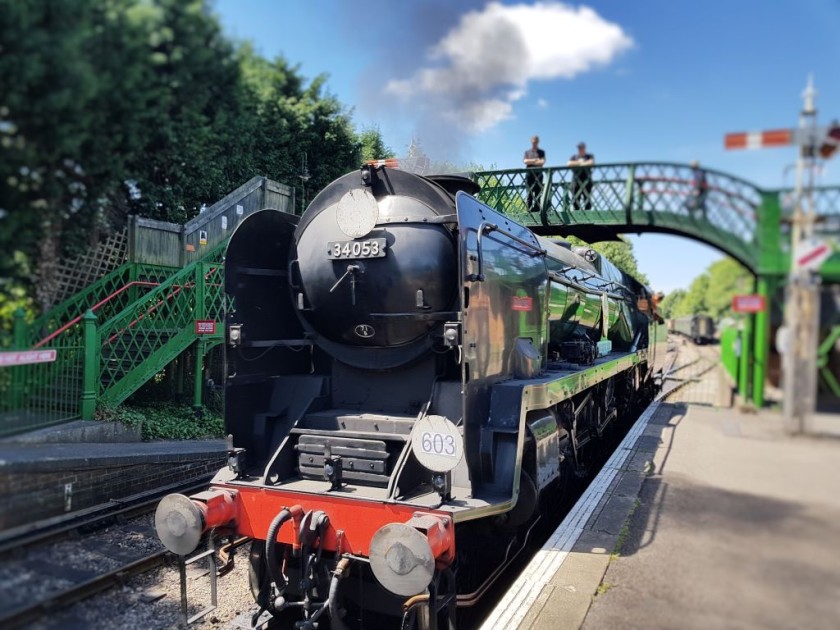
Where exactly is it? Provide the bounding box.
[483,360,840,630]
[0,433,226,533]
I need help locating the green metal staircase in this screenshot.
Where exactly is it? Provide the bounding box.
[1,177,292,436]
[96,252,227,406]
[1,249,228,436]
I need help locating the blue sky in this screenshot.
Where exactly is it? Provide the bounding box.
[213,0,840,293]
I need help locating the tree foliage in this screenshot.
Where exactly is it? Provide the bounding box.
[0,0,388,320]
[357,125,395,163]
[657,288,686,319]
[662,257,752,320]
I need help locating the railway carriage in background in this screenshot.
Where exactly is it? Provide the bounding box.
[668,315,716,344]
[155,164,667,628]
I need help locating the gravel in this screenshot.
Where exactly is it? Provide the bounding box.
[4,513,263,630]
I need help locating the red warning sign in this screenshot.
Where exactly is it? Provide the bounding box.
[195,320,217,335]
[511,296,533,311]
[732,294,765,313]
[0,349,57,366]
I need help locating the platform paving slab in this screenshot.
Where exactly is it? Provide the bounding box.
[481,401,669,630]
[581,405,840,630]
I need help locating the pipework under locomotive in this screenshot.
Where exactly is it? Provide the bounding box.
[155,164,666,628]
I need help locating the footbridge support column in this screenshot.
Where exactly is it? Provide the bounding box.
[750,190,786,408]
[752,275,777,408]
[738,300,754,404]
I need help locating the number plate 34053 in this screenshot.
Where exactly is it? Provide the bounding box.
[327,238,387,259]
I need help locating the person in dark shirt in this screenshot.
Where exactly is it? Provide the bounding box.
[685,160,708,218]
[523,135,546,212]
[567,142,595,210]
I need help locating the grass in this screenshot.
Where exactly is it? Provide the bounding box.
[611,497,642,559]
[593,497,643,601]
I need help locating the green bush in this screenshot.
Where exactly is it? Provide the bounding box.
[96,401,224,441]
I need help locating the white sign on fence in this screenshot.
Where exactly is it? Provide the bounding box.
[0,349,57,367]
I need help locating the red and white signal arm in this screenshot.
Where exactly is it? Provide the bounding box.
[725,124,840,157]
[732,294,766,313]
[724,129,794,150]
[795,237,832,271]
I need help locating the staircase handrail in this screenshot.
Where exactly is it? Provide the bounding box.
[95,252,226,404]
[97,255,224,339]
[29,239,230,350]
[33,280,161,349]
[28,263,179,346]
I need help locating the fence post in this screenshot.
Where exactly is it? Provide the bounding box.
[752,275,772,407]
[127,215,137,263]
[192,263,207,413]
[179,224,187,268]
[13,308,26,349]
[193,338,206,414]
[10,308,27,406]
[738,298,754,406]
[81,310,98,420]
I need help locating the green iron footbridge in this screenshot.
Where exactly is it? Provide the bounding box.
[2,163,839,436]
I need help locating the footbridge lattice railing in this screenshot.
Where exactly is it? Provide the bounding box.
[472,162,766,273]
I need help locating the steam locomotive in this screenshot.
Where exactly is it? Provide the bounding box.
[155,165,667,628]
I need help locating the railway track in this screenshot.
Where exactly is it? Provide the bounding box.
[0,478,209,629]
[659,340,721,402]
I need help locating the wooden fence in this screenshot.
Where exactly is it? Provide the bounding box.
[128,176,293,266]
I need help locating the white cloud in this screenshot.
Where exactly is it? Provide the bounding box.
[384,2,633,133]
[537,98,550,109]
[450,98,515,134]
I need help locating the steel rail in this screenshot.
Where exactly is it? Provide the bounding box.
[0,478,214,627]
[0,477,209,556]
[0,549,169,627]
[658,359,717,401]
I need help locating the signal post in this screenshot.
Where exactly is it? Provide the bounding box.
[783,79,822,434]
[725,77,837,432]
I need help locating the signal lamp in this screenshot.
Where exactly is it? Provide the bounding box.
[324,454,343,490]
[431,471,452,502]
[228,324,242,347]
[227,447,246,478]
